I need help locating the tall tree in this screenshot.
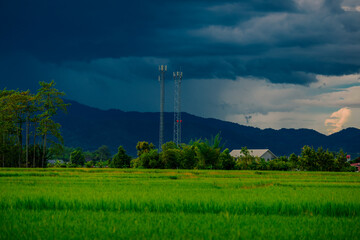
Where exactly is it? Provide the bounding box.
[2,90,31,167]
[0,89,16,167]
[37,80,68,167]
[24,93,38,167]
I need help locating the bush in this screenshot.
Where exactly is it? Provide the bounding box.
[194,142,220,169]
[341,166,357,172]
[180,145,196,169]
[256,159,269,170]
[59,163,67,168]
[161,149,181,169]
[110,146,131,168]
[67,162,78,168]
[70,149,85,166]
[130,158,141,168]
[47,160,64,168]
[95,161,107,168]
[47,163,55,168]
[234,147,256,170]
[85,161,93,168]
[269,159,289,171]
[139,150,160,169]
[219,149,235,170]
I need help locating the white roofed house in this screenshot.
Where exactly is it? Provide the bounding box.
[230,149,277,161]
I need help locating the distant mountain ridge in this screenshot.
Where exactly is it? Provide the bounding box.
[55,100,360,157]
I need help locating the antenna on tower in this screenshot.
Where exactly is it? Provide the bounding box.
[158,65,167,151]
[173,69,182,146]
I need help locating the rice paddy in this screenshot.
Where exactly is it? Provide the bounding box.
[1,168,359,239]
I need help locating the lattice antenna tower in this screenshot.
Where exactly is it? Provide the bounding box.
[173,70,182,146]
[158,65,167,151]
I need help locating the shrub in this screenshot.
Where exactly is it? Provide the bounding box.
[256,159,269,170]
[95,161,107,168]
[70,149,85,166]
[67,162,78,168]
[161,149,181,169]
[84,161,94,168]
[180,145,196,169]
[130,158,141,168]
[139,150,160,169]
[219,149,235,170]
[110,146,131,168]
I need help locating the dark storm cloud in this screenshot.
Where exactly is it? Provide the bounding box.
[0,0,360,88]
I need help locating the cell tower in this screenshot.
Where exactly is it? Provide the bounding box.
[173,70,182,146]
[158,65,167,150]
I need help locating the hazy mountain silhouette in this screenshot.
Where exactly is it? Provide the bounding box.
[55,100,360,157]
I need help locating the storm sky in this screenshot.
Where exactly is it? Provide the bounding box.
[1,0,359,134]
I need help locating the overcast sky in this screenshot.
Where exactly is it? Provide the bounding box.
[1,0,359,134]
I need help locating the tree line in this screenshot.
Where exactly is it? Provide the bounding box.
[0,81,68,168]
[55,135,355,172]
[1,82,355,172]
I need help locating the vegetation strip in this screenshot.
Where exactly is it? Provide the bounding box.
[0,198,359,217]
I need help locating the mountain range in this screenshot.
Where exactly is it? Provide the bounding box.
[55,100,360,158]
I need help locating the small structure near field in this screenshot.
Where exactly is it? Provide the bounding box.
[350,163,360,172]
[47,159,64,164]
[230,149,277,161]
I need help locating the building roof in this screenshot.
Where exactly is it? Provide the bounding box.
[230,149,277,158]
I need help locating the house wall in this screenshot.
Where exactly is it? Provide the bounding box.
[261,152,275,161]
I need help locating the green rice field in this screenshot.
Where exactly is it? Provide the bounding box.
[0,168,359,239]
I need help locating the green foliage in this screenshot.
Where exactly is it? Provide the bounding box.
[95,160,108,168]
[85,161,94,168]
[299,146,317,170]
[110,146,131,168]
[316,147,335,171]
[0,81,68,168]
[218,148,235,170]
[349,156,360,164]
[130,158,141,168]
[288,153,299,167]
[128,137,354,172]
[334,149,349,171]
[37,80,69,167]
[1,89,355,175]
[161,141,178,152]
[235,147,257,170]
[47,160,66,168]
[269,158,290,171]
[179,144,196,169]
[257,159,269,170]
[70,149,85,166]
[131,135,226,170]
[161,148,181,169]
[138,149,160,169]
[297,146,352,172]
[66,162,79,168]
[93,145,111,162]
[136,141,155,157]
[191,135,223,169]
